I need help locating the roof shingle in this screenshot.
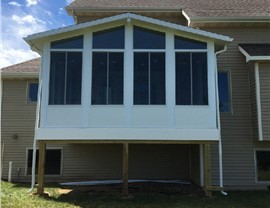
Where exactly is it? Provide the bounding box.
[67,0,270,18]
[1,58,40,73]
[239,44,270,56]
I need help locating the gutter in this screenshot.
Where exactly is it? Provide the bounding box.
[215,46,228,196]
[1,72,39,79]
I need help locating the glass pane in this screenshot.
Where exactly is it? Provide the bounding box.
[134,26,165,49]
[49,52,65,105]
[66,52,82,104]
[27,149,61,175]
[175,53,191,105]
[175,36,207,49]
[150,53,165,105]
[192,53,208,105]
[51,36,83,49]
[108,53,124,104]
[92,52,108,104]
[28,83,38,102]
[256,151,270,181]
[93,27,124,49]
[134,53,149,104]
[218,72,230,112]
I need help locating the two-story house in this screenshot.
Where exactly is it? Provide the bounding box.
[1,0,270,196]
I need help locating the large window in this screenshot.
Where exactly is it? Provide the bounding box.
[133,26,166,105]
[218,71,231,112]
[27,149,62,175]
[91,27,124,105]
[175,36,208,105]
[49,36,83,105]
[255,150,270,182]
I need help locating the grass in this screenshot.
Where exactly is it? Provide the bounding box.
[1,181,270,208]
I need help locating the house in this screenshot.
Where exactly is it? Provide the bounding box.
[1,0,270,197]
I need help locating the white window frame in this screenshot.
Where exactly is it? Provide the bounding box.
[254,148,270,184]
[218,69,233,114]
[25,147,63,176]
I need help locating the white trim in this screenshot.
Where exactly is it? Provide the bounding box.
[124,23,133,127]
[50,49,83,52]
[254,148,270,184]
[24,13,232,47]
[36,128,220,141]
[239,46,270,62]
[174,49,207,52]
[82,32,92,127]
[255,63,263,141]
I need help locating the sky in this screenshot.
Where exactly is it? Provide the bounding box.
[1,0,75,68]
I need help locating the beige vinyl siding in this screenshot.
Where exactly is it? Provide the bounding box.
[259,63,270,141]
[1,81,199,182]
[249,62,259,140]
[77,12,187,25]
[204,27,270,186]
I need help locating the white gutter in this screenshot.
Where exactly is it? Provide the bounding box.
[1,72,39,79]
[215,45,228,196]
[255,62,263,141]
[28,65,42,192]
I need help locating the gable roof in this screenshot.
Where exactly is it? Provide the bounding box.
[25,13,232,53]
[66,0,270,18]
[1,58,40,79]
[239,44,270,62]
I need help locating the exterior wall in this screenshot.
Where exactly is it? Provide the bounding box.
[203,27,270,186]
[1,80,199,182]
[76,12,187,25]
[259,62,270,140]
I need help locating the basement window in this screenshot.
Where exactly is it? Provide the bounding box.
[27,149,62,175]
[255,150,270,182]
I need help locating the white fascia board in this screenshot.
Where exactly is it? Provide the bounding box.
[36,128,220,141]
[24,13,232,45]
[1,72,39,79]
[239,46,270,62]
[189,16,270,23]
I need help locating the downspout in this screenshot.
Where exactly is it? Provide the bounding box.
[215,45,228,196]
[28,65,42,192]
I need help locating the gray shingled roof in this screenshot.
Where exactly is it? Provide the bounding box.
[67,0,270,17]
[1,58,40,73]
[239,44,270,56]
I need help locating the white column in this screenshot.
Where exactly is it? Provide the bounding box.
[166,32,175,128]
[255,62,263,141]
[124,22,133,127]
[82,32,92,127]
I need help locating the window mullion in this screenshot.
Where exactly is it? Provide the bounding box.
[148,52,151,105]
[190,53,193,105]
[64,52,68,105]
[106,52,110,104]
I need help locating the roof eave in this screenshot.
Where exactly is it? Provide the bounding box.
[1,72,39,79]
[239,46,270,62]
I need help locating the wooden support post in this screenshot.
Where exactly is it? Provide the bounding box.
[37,141,46,195]
[204,144,212,197]
[122,143,129,197]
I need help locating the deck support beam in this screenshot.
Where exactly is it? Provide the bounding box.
[122,143,129,197]
[204,143,212,197]
[37,141,46,195]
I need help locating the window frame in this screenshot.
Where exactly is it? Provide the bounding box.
[218,70,233,114]
[49,48,83,105]
[27,81,39,103]
[91,26,125,106]
[174,45,208,106]
[25,147,63,176]
[254,148,270,184]
[133,27,166,105]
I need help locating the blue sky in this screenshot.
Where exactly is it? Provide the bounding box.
[1,0,75,67]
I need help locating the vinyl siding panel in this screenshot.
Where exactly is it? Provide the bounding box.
[203,27,270,186]
[259,63,270,141]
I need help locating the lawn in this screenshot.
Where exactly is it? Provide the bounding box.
[1,181,270,208]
